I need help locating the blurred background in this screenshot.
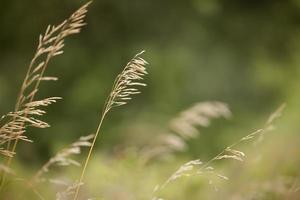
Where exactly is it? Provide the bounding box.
[0,0,300,199]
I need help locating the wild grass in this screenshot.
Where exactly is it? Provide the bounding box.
[0,0,92,196]
[1,1,300,200]
[1,3,149,199]
[0,0,91,171]
[141,101,231,163]
[152,104,286,200]
[73,50,148,199]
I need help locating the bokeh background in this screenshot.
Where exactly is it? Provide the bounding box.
[1,0,300,199]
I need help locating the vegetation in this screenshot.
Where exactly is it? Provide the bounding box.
[0,1,300,200]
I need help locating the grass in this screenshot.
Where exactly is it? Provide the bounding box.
[1,1,300,200]
[73,50,148,199]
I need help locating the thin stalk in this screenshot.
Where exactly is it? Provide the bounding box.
[6,21,69,167]
[73,51,148,199]
[73,108,108,200]
[0,50,40,191]
[4,0,91,167]
[0,22,69,192]
[155,104,285,196]
[1,1,91,193]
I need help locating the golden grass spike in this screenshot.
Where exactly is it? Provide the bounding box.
[153,104,285,199]
[32,134,94,184]
[0,97,61,151]
[14,1,91,115]
[0,97,70,149]
[141,101,231,163]
[0,1,92,190]
[73,51,148,200]
[170,101,231,139]
[5,0,91,157]
[104,50,148,111]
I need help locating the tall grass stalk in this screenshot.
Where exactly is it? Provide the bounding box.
[152,104,286,199]
[0,1,91,191]
[73,51,148,199]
